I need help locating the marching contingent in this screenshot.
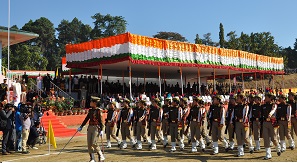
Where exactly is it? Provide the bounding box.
[78,89,297,162]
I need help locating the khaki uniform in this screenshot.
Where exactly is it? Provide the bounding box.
[276,102,293,150]
[261,102,281,159]
[288,100,297,139]
[226,104,235,149]
[168,105,182,151]
[249,103,261,150]
[162,104,170,146]
[105,109,120,147]
[117,106,135,148]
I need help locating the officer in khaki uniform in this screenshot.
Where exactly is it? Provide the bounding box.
[188,96,206,152]
[225,94,236,150]
[135,100,148,150]
[231,93,253,157]
[148,98,163,150]
[117,98,136,149]
[249,94,262,151]
[261,93,281,160]
[105,101,121,148]
[276,94,294,152]
[168,97,182,152]
[78,96,105,162]
[287,92,297,149]
[162,98,171,147]
[208,95,227,155]
[179,97,190,150]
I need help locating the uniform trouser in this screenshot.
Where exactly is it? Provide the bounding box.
[21,129,30,152]
[263,122,278,148]
[227,124,234,142]
[201,121,210,142]
[87,125,101,153]
[150,122,158,141]
[290,117,297,138]
[190,121,201,142]
[136,122,147,141]
[121,122,132,141]
[252,121,261,141]
[20,92,26,103]
[133,122,137,137]
[162,119,169,136]
[278,120,292,140]
[211,122,224,142]
[106,122,117,140]
[170,123,179,142]
[179,121,186,139]
[235,122,249,146]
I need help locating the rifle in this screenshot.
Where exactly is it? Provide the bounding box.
[232,119,235,139]
[147,120,151,136]
[116,121,121,137]
[224,121,229,135]
[260,118,263,138]
[208,118,212,136]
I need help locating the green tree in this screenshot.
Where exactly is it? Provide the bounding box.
[219,23,225,48]
[153,32,187,42]
[225,31,239,49]
[202,33,218,46]
[194,34,203,44]
[91,13,127,39]
[238,32,250,51]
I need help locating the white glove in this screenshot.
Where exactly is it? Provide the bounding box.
[99,130,103,137]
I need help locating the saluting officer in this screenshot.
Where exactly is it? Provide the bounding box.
[117,98,136,149]
[135,100,148,150]
[168,97,183,152]
[162,97,171,148]
[287,92,297,149]
[105,101,121,148]
[78,96,105,162]
[249,94,262,151]
[208,95,227,155]
[225,94,236,150]
[261,93,281,160]
[231,93,253,156]
[276,94,294,152]
[188,96,206,152]
[148,98,163,150]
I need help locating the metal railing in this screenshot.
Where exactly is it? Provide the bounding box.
[30,80,46,97]
[50,81,74,100]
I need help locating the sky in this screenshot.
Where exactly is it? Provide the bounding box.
[0,0,296,48]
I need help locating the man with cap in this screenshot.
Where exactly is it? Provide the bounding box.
[249,93,262,151]
[276,94,294,152]
[208,95,227,155]
[77,96,105,162]
[105,101,121,148]
[188,96,206,152]
[0,79,8,101]
[225,94,236,151]
[231,93,253,156]
[261,92,281,160]
[178,97,190,150]
[168,97,183,152]
[117,98,136,149]
[161,97,171,148]
[134,99,148,150]
[148,98,163,150]
[287,92,297,149]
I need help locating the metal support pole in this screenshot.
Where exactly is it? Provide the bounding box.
[228,69,231,94]
[158,66,161,96]
[198,67,201,95]
[213,68,216,93]
[242,72,245,92]
[180,67,183,95]
[129,61,132,100]
[100,64,103,95]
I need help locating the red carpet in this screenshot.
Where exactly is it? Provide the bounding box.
[41,110,84,137]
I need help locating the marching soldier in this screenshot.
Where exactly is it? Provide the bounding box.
[276,94,294,152]
[179,97,190,150]
[225,94,236,151]
[77,96,105,162]
[105,101,121,148]
[287,92,297,149]
[208,95,228,155]
[148,98,163,150]
[261,92,281,160]
[135,100,148,150]
[231,93,253,157]
[117,98,136,149]
[188,96,206,152]
[168,97,183,152]
[249,94,262,151]
[162,97,171,148]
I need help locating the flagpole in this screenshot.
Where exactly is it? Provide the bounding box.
[7,0,10,102]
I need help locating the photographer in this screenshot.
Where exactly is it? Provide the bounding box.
[1,101,15,155]
[33,101,43,122]
[19,104,32,154]
[27,121,40,149]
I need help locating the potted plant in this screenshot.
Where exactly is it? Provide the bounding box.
[72,108,77,115]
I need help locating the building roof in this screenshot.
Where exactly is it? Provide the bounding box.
[0,26,39,47]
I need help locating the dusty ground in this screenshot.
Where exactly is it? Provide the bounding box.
[2,126,297,162]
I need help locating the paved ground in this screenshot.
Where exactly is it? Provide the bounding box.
[1,126,297,162]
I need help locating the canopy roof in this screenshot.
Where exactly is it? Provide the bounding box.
[64,32,284,79]
[0,26,39,47]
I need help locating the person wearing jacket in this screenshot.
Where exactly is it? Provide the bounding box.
[1,102,15,155]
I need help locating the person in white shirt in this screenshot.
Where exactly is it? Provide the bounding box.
[36,74,42,90]
[12,79,22,106]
